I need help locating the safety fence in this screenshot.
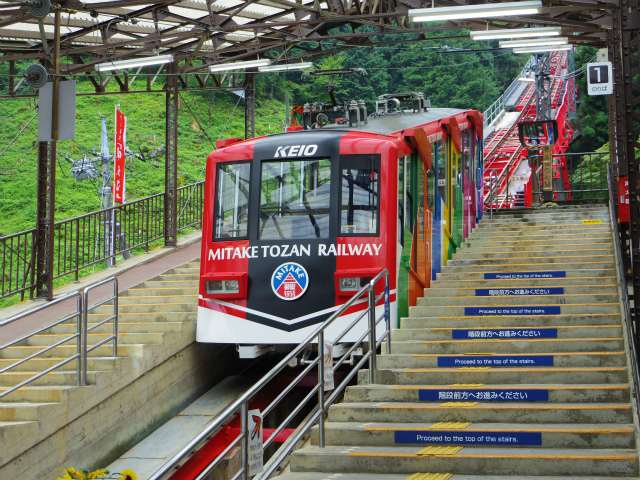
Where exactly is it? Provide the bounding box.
[0,277,118,397]
[1,181,204,301]
[528,151,609,202]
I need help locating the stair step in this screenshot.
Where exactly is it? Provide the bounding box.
[118,294,198,305]
[424,284,618,301]
[428,278,617,288]
[401,314,622,328]
[279,474,640,480]
[391,325,621,341]
[436,269,616,280]
[289,446,638,477]
[409,304,619,317]
[311,422,635,449]
[370,367,628,385]
[390,338,623,354]
[92,303,197,314]
[0,371,97,387]
[344,384,630,404]
[378,351,625,368]
[416,293,619,306]
[328,402,632,425]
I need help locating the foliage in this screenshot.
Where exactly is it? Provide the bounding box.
[57,467,137,480]
[569,46,609,153]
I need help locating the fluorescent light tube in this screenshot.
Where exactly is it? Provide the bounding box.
[95,54,174,72]
[500,37,568,48]
[409,1,542,22]
[513,45,573,54]
[470,27,561,40]
[258,62,313,72]
[209,59,271,72]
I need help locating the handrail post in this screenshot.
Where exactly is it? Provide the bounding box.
[368,283,377,384]
[385,273,391,355]
[113,278,119,357]
[241,402,249,480]
[76,294,83,385]
[81,287,89,386]
[318,330,325,448]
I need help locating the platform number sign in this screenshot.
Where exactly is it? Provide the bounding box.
[587,62,613,95]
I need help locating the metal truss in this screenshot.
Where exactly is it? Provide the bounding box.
[0,0,614,85]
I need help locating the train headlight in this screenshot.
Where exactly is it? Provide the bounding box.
[206,280,223,293]
[339,277,358,291]
[202,273,247,299]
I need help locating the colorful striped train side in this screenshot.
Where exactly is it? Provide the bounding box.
[197,106,483,352]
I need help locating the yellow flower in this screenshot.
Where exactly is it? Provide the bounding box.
[119,469,138,480]
[65,468,87,480]
[56,475,73,480]
[88,469,108,479]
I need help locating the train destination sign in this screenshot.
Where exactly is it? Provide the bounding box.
[465,306,561,316]
[438,355,554,367]
[475,288,564,296]
[419,389,549,402]
[452,328,558,339]
[484,271,566,279]
[395,430,542,446]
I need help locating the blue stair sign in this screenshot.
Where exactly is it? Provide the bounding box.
[395,430,542,446]
[452,328,558,339]
[465,306,561,316]
[484,271,566,280]
[419,388,549,402]
[438,355,554,367]
[475,288,564,296]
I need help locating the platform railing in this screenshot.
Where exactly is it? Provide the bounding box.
[0,277,118,396]
[148,269,391,480]
[1,181,203,301]
[607,165,640,417]
[529,152,609,201]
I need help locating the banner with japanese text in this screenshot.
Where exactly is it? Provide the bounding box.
[113,108,127,204]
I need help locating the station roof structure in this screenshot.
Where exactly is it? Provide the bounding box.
[0,0,618,76]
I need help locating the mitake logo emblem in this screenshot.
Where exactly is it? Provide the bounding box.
[271,262,309,301]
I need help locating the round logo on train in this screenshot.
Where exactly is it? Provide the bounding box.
[271,262,309,301]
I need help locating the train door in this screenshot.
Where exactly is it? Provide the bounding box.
[438,140,451,262]
[399,152,432,310]
[450,137,464,249]
[463,127,475,239]
[428,146,439,281]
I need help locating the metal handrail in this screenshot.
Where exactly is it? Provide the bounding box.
[482,57,534,129]
[0,277,118,396]
[0,292,83,397]
[607,165,640,416]
[148,269,391,480]
[81,277,119,385]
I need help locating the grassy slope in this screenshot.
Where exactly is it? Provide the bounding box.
[0,81,286,237]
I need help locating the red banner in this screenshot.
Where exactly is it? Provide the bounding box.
[113,108,126,204]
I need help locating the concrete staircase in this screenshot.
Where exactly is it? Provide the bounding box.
[281,204,640,479]
[0,260,207,480]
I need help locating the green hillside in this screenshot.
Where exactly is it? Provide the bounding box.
[0,82,285,237]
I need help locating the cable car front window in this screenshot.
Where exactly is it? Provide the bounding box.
[259,159,332,239]
[339,155,380,236]
[214,162,251,239]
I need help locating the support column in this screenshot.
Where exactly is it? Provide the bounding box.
[35,9,60,300]
[34,142,55,299]
[621,0,640,327]
[164,62,179,247]
[245,70,256,139]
